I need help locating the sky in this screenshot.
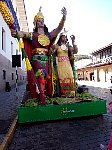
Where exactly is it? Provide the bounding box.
[24,0,112,55]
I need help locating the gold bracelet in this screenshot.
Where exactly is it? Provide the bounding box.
[59,19,65,25]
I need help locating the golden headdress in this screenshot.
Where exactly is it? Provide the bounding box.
[33,6,44,26]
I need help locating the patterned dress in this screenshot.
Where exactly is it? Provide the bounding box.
[57,45,75,97]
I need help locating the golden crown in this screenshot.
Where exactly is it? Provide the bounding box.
[33,6,44,25]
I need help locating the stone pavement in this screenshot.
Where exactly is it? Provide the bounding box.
[78,81,112,113]
[0,84,26,145]
[5,115,112,150]
[77,80,112,89]
[6,83,112,150]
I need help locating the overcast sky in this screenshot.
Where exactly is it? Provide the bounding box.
[24,0,112,55]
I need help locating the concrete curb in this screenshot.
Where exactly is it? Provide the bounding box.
[0,116,18,150]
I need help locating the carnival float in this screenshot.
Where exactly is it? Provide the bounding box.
[0,1,107,123]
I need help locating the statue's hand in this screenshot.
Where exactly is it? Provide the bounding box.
[18,31,25,38]
[61,7,67,17]
[49,45,56,55]
[10,29,17,37]
[10,30,25,38]
[70,35,75,43]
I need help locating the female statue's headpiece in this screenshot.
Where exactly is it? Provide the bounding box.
[56,28,68,45]
[33,6,44,26]
[59,28,68,37]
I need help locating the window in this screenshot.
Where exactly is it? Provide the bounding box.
[3,70,6,80]
[16,7,17,13]
[12,73,14,80]
[100,51,103,59]
[111,47,112,54]
[20,75,22,80]
[16,49,18,55]
[106,49,109,57]
[104,51,106,58]
[2,27,6,51]
[17,74,18,80]
[100,53,102,59]
[108,48,112,56]
[11,41,13,55]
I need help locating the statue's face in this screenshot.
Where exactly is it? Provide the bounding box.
[36,18,44,28]
[61,35,67,42]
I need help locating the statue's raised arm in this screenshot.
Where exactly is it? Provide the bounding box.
[50,7,67,38]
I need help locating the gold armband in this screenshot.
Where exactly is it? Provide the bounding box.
[59,19,65,25]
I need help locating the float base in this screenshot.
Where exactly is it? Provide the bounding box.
[18,99,107,123]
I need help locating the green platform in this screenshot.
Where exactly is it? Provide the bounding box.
[18,99,107,123]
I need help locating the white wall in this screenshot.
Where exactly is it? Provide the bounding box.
[0,12,26,71]
[0,13,18,60]
[75,59,92,69]
[0,2,26,91]
[99,69,105,82]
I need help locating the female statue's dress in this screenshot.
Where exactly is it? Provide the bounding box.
[52,33,78,97]
[57,45,75,97]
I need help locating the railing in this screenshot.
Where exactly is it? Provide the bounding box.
[93,56,112,65]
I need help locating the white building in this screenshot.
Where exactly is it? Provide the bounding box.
[0,0,28,91]
[76,43,112,82]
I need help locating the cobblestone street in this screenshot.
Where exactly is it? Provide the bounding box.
[7,114,112,150]
[5,84,112,150]
[0,84,26,144]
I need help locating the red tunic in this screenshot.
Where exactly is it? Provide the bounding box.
[23,33,55,99]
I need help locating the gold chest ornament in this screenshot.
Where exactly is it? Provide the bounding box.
[38,34,50,46]
[61,44,67,50]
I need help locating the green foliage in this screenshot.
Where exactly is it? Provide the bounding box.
[23,91,98,107]
[24,98,39,107]
[75,91,97,101]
